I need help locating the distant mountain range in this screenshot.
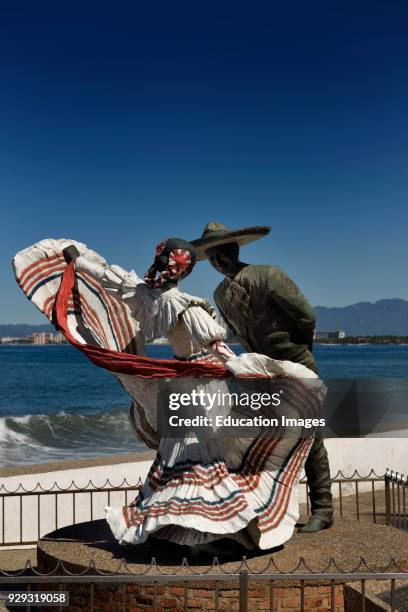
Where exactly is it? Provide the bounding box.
[0,323,54,338]
[1,298,408,337]
[314,299,408,336]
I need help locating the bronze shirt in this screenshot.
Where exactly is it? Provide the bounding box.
[214,264,318,373]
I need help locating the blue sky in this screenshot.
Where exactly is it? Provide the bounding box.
[1,2,407,323]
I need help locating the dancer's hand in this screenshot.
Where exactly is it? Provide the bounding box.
[62,245,80,264]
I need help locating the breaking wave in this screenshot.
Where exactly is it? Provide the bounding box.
[0,409,145,465]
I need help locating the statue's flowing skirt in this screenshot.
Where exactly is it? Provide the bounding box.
[111,362,318,550]
[13,238,323,550]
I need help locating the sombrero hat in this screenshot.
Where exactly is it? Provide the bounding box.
[191,222,271,261]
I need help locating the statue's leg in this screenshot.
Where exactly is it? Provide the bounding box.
[300,437,333,532]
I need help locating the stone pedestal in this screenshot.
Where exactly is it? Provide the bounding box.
[37,519,408,611]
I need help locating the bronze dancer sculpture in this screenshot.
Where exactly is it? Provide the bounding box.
[192,222,333,533]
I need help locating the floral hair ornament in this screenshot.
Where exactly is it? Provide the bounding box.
[144,237,197,289]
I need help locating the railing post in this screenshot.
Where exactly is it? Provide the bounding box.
[385,472,391,526]
[239,570,248,612]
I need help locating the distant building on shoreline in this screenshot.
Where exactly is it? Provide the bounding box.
[0,331,67,345]
[314,330,346,341]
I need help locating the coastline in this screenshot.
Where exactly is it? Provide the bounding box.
[0,450,156,478]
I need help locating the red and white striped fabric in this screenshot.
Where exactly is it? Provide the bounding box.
[13,239,142,355]
[108,367,322,549]
[13,238,325,550]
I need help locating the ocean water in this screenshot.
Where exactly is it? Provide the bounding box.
[0,344,407,465]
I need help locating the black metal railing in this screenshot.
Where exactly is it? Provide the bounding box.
[385,469,408,530]
[0,478,142,547]
[0,558,407,612]
[0,468,407,610]
[301,469,387,524]
[0,470,390,547]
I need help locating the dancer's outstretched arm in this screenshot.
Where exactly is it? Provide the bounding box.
[62,244,153,316]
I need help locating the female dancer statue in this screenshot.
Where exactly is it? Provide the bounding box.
[13,237,324,551]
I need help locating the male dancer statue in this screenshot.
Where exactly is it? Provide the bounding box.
[192,222,333,533]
